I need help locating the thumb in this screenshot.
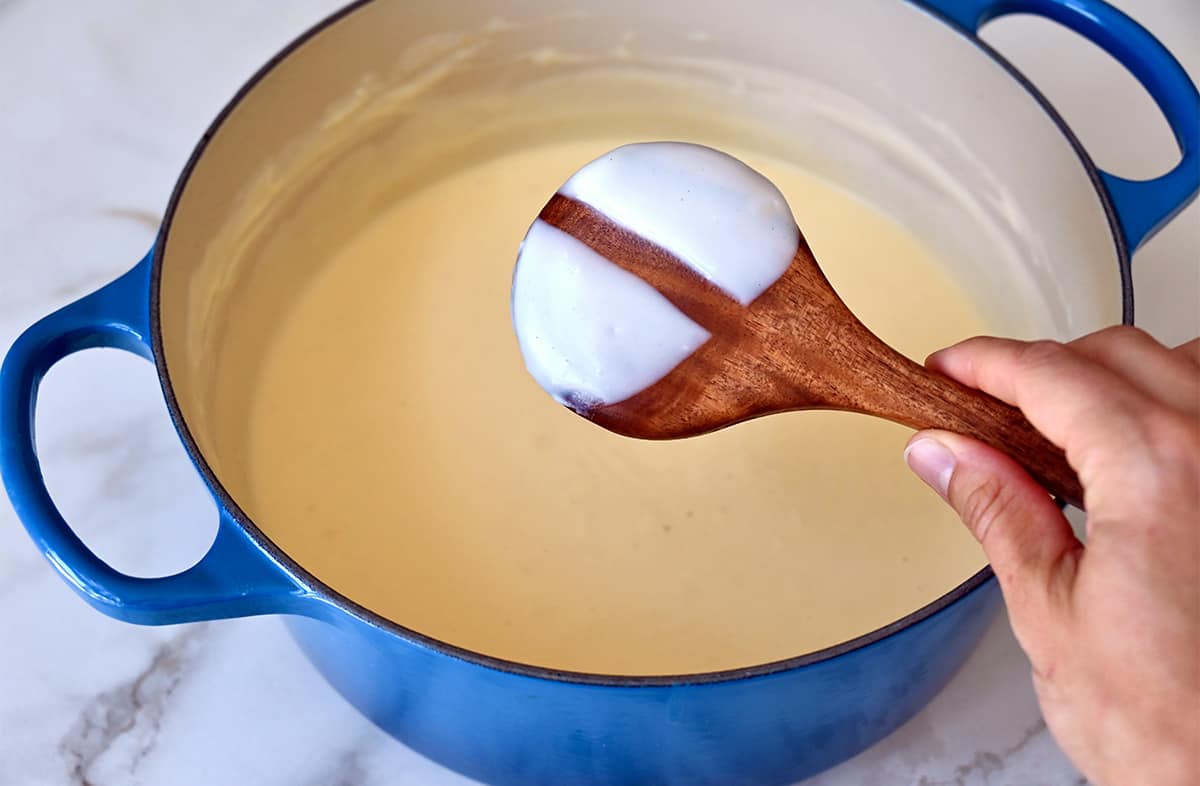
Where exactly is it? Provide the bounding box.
[904,430,1082,650]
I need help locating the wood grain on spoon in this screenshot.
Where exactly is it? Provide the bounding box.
[539,192,1084,509]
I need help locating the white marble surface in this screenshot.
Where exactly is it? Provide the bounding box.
[0,2,1195,785]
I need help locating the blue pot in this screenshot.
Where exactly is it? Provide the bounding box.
[2,1,1196,784]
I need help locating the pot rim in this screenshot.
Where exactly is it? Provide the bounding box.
[149,0,1131,688]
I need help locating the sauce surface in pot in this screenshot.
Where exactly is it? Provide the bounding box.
[241,138,988,675]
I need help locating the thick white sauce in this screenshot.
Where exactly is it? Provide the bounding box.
[560,143,799,304]
[514,142,799,406]
[512,220,710,408]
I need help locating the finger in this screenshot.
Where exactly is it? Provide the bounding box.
[1067,326,1199,414]
[1173,338,1200,368]
[926,336,1152,473]
[904,430,1080,661]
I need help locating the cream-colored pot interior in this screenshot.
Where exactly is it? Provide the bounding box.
[158,0,1121,675]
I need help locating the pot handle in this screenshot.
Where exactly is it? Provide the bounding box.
[921,0,1199,253]
[0,253,311,624]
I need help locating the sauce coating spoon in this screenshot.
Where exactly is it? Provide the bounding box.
[511,142,1083,508]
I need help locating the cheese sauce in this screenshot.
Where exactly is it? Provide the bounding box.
[242,138,988,675]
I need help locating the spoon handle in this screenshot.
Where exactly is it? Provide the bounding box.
[845,336,1084,509]
[776,250,1083,508]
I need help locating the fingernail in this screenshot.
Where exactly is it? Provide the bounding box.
[904,438,957,499]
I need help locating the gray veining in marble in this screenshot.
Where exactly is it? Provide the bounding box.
[60,629,206,786]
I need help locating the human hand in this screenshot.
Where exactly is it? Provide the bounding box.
[902,326,1200,786]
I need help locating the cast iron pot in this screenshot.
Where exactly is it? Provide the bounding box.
[2,1,1196,784]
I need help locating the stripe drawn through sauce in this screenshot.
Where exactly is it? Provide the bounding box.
[511,142,799,408]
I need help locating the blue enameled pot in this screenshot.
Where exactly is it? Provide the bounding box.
[2,1,1196,784]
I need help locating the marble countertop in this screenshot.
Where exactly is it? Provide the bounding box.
[1,2,1195,785]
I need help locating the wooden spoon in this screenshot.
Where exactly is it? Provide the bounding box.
[518,148,1083,509]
